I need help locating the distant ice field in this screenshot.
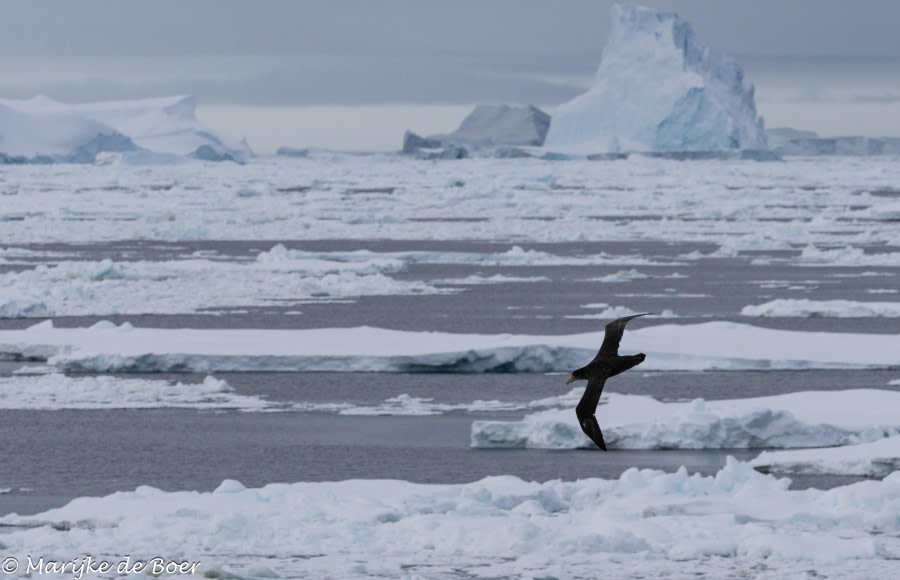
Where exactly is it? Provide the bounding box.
[1,155,898,247]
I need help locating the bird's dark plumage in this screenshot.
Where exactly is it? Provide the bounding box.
[567,313,649,451]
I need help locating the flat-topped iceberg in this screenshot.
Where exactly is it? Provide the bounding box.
[545,4,766,153]
[0,95,251,163]
[0,320,895,373]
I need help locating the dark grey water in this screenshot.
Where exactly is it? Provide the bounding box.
[1,369,892,516]
[0,240,897,516]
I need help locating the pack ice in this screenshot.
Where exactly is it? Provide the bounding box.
[544,4,766,153]
[0,95,251,163]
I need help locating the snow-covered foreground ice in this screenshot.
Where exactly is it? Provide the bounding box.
[2,459,899,579]
[0,374,273,410]
[472,389,900,450]
[1,156,899,256]
[751,436,900,477]
[1,320,896,373]
[742,298,900,318]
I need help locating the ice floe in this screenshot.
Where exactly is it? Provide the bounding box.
[742,299,900,318]
[471,390,900,450]
[751,435,900,476]
[0,374,273,410]
[0,320,896,373]
[2,459,899,578]
[798,245,900,268]
[567,305,679,319]
[294,388,582,417]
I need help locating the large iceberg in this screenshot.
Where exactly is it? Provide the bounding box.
[403,104,550,157]
[0,101,137,163]
[544,4,767,153]
[0,95,252,163]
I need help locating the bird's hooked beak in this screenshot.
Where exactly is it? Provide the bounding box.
[566,374,576,385]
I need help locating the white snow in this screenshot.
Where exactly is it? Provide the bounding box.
[751,436,900,476]
[2,459,899,579]
[0,95,251,163]
[544,4,766,152]
[472,389,900,450]
[1,320,896,373]
[0,374,274,410]
[742,299,900,318]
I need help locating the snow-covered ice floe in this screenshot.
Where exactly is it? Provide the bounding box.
[742,298,900,318]
[2,459,900,579]
[751,436,900,477]
[1,320,896,373]
[0,374,274,410]
[472,389,900,450]
[295,389,582,417]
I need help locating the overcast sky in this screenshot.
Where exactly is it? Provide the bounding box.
[2,0,898,153]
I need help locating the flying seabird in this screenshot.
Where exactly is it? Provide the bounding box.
[566,313,649,451]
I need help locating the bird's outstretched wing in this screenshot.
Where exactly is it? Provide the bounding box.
[593,313,650,360]
[575,374,609,451]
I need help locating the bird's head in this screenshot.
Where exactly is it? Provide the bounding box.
[566,368,587,385]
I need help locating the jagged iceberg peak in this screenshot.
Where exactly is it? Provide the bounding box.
[544,3,767,153]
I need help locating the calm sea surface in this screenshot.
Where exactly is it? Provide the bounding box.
[1,240,897,515]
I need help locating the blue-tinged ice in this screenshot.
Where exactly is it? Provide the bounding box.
[544,4,767,153]
[0,95,252,164]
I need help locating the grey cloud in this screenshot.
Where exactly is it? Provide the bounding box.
[848,92,900,104]
[0,53,596,107]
